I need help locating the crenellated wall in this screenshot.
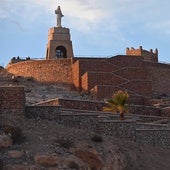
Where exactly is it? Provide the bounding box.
[126,46,158,62]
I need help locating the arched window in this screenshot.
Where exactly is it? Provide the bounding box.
[55,46,67,58]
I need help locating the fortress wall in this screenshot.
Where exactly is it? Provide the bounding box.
[114,67,151,80]
[72,58,119,91]
[0,86,25,114]
[6,59,73,83]
[81,72,125,91]
[72,60,80,90]
[77,59,119,75]
[145,62,170,96]
[90,85,150,105]
[121,81,153,97]
[107,55,144,67]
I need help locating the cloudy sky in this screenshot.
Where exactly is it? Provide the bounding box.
[0,0,170,66]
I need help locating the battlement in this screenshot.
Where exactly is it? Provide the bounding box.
[126,46,158,62]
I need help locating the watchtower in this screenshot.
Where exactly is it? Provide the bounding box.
[126,46,158,62]
[46,6,74,60]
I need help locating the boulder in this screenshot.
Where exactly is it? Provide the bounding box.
[8,150,24,158]
[74,149,103,170]
[34,154,60,167]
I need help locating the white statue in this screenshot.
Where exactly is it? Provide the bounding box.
[55,6,64,27]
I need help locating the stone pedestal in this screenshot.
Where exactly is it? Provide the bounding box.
[46,27,74,59]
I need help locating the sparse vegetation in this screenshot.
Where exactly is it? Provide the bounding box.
[56,137,74,149]
[103,90,129,120]
[3,125,25,144]
[91,133,103,143]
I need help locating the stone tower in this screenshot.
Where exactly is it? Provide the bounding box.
[46,6,74,59]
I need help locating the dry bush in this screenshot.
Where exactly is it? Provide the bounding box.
[56,137,74,149]
[3,125,25,144]
[90,133,103,143]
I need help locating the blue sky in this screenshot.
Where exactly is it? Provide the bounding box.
[0,0,170,66]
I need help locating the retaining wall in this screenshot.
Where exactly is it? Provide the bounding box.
[25,106,61,120]
[135,129,170,148]
[35,98,161,116]
[24,105,170,148]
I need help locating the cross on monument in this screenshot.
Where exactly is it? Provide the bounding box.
[55,6,64,27]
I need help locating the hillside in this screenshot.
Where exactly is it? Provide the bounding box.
[0,67,170,169]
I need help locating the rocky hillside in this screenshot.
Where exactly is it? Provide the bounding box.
[0,67,170,169]
[1,115,170,170]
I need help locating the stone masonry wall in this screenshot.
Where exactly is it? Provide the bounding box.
[35,98,105,111]
[0,86,25,114]
[6,59,73,83]
[25,106,61,120]
[145,62,170,96]
[24,108,170,147]
[135,129,170,148]
[35,98,161,116]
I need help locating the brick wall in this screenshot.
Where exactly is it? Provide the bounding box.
[6,59,73,83]
[0,86,25,114]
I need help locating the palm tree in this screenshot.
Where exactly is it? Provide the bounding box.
[103,90,129,120]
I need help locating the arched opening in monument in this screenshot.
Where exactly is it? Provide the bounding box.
[55,46,67,58]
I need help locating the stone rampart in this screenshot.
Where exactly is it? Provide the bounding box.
[81,72,125,91]
[6,59,72,83]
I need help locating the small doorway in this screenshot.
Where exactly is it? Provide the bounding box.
[55,46,67,58]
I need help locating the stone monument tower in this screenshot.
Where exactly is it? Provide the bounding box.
[46,6,74,59]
